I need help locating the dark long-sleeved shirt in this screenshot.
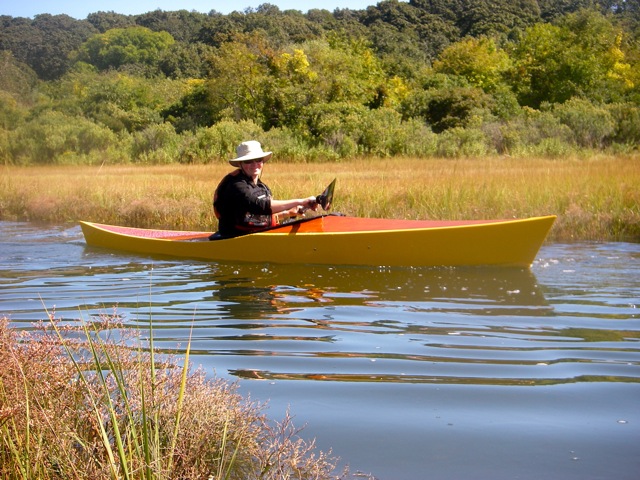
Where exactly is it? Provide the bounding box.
[213,170,274,237]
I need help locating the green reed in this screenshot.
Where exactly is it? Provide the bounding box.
[1,154,638,241]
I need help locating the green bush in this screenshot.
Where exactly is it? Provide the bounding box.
[9,111,118,164]
[0,91,26,130]
[403,83,495,134]
[131,123,181,163]
[500,109,575,156]
[0,128,9,164]
[606,102,640,147]
[356,108,406,156]
[177,119,264,164]
[436,127,494,157]
[261,127,329,162]
[75,27,175,72]
[396,118,438,157]
[552,97,615,148]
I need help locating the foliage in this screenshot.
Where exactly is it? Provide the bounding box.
[551,98,615,148]
[508,9,635,107]
[499,108,575,156]
[8,111,118,164]
[403,77,496,133]
[0,14,97,80]
[0,4,639,164]
[47,69,188,133]
[74,26,175,73]
[606,102,640,146]
[433,36,511,92]
[0,51,39,102]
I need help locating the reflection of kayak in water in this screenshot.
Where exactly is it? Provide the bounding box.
[259,263,549,308]
[207,263,550,325]
[80,214,555,268]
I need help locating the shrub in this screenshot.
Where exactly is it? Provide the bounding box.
[178,119,265,164]
[436,127,494,157]
[402,82,495,134]
[552,97,615,149]
[130,122,181,163]
[606,102,640,147]
[500,109,575,156]
[299,102,366,150]
[0,91,26,130]
[397,118,438,157]
[8,111,118,164]
[356,107,406,156]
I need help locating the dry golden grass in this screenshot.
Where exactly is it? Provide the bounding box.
[0,316,345,479]
[1,154,639,241]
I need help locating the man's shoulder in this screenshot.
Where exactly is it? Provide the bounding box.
[218,170,245,190]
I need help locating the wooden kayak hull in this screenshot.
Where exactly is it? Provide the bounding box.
[80,214,556,268]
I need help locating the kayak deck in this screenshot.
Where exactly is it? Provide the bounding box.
[94,215,507,238]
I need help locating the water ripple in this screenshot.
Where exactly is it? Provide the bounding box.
[2,223,639,390]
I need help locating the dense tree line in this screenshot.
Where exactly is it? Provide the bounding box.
[0,0,638,164]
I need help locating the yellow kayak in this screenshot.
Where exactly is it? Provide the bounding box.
[80,214,555,268]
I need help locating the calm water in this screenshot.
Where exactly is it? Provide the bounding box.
[1,221,639,479]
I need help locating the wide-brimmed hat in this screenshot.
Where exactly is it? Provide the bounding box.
[229,141,272,167]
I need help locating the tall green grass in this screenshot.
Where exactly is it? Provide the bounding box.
[0,314,344,479]
[1,154,638,241]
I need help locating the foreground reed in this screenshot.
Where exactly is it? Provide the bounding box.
[1,154,638,241]
[0,315,344,480]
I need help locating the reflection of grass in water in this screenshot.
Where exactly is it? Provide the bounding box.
[2,155,639,241]
[559,328,640,342]
[230,370,640,386]
[0,314,343,479]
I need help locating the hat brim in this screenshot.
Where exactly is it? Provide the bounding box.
[229,151,272,167]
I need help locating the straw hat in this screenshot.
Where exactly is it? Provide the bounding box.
[229,141,272,167]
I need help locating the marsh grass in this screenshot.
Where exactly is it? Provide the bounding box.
[1,154,638,241]
[0,314,344,479]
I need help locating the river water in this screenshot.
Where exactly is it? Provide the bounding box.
[1,221,639,479]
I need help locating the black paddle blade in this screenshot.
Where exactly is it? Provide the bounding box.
[316,178,336,210]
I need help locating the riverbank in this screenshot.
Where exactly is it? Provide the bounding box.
[0,316,343,479]
[1,154,638,242]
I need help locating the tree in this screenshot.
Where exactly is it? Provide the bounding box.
[305,35,387,106]
[262,48,318,130]
[362,0,459,62]
[134,9,207,42]
[204,32,273,126]
[47,69,187,133]
[401,73,495,132]
[86,11,136,32]
[0,14,97,80]
[409,0,541,37]
[75,26,175,72]
[158,41,215,79]
[444,0,541,37]
[509,9,635,107]
[433,36,511,92]
[0,51,38,102]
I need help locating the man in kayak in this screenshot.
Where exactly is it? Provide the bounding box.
[213,140,318,238]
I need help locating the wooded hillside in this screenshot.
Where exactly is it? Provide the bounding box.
[1,0,638,164]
